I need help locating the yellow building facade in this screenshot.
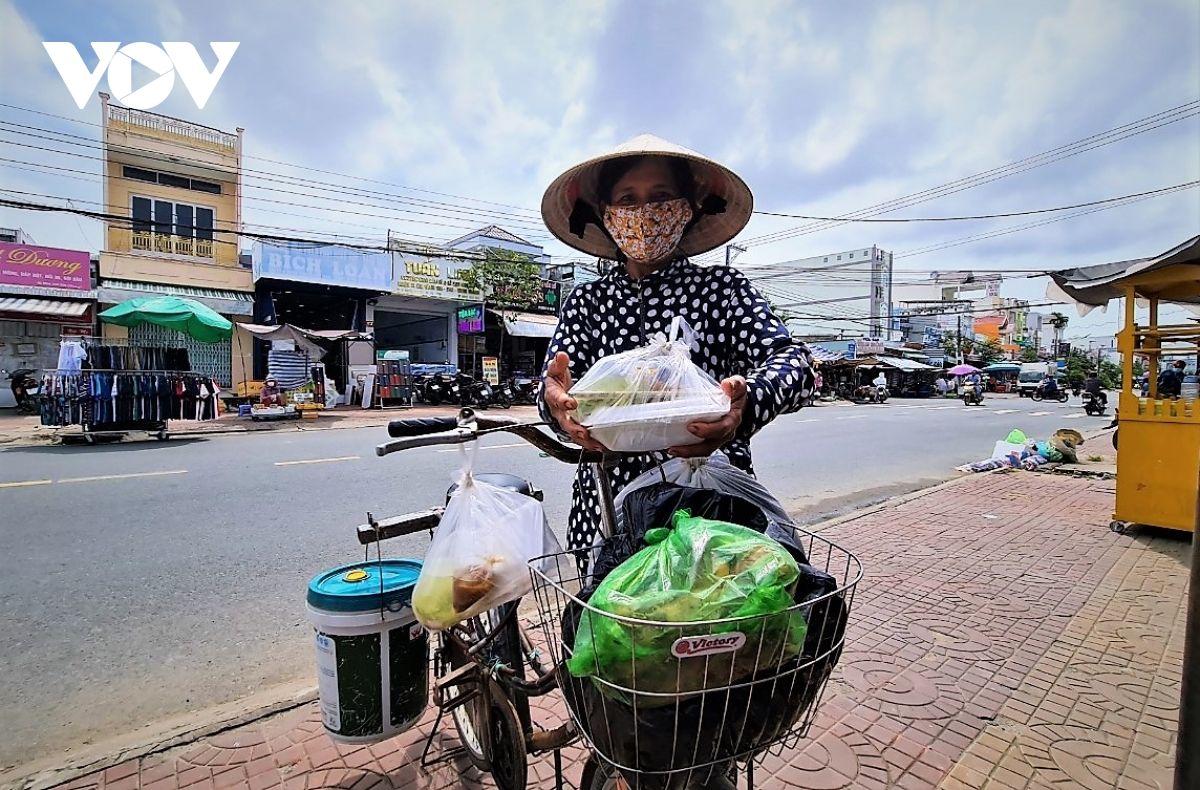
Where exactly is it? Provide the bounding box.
[97,93,253,386]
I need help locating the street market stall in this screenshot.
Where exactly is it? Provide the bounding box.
[1049,234,1199,535]
[41,296,231,441]
[982,363,1021,392]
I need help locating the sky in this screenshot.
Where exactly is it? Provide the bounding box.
[1,0,1198,340]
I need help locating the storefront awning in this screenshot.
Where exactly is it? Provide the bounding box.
[492,310,558,338]
[0,297,91,317]
[878,356,938,372]
[98,279,255,316]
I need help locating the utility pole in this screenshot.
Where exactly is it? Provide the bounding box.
[957,313,964,364]
[725,243,747,266]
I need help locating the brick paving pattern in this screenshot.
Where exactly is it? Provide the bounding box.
[46,471,1188,790]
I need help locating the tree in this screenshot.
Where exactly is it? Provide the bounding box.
[976,338,1004,365]
[1098,359,1122,389]
[456,249,543,375]
[1018,345,1040,363]
[1048,311,1069,355]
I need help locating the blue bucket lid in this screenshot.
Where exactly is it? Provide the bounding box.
[307,559,422,613]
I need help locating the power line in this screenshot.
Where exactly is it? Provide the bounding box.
[0,196,533,262]
[0,134,555,240]
[0,102,544,218]
[750,181,1199,221]
[704,98,1200,255]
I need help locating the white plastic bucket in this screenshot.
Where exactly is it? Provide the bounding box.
[306,560,428,744]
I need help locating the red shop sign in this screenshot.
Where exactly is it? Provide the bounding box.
[0,241,90,291]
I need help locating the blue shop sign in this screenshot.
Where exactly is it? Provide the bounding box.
[253,241,393,290]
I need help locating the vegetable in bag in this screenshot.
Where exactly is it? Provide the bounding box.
[567,510,807,702]
[569,316,729,452]
[412,458,560,631]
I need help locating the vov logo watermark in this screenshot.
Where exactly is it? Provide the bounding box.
[43,42,239,111]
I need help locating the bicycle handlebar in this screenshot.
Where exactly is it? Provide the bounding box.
[376,408,632,466]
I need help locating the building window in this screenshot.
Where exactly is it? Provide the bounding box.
[129,195,216,257]
[122,166,223,195]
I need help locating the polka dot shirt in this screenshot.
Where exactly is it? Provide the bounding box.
[537,258,815,559]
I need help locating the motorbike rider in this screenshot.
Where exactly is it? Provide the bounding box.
[1084,372,1107,408]
[872,371,888,393]
[1040,374,1060,399]
[1158,359,1186,399]
[538,135,814,568]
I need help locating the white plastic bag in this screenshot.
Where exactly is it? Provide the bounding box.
[412,450,561,630]
[613,452,795,535]
[569,316,730,452]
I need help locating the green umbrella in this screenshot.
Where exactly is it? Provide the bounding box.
[99,296,233,343]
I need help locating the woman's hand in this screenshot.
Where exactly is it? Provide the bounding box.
[668,376,748,458]
[542,352,608,451]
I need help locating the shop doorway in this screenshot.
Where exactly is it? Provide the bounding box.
[373,309,450,365]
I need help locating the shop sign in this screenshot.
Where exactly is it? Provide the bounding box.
[0,242,90,290]
[377,349,410,361]
[856,337,885,356]
[457,304,485,334]
[482,356,499,385]
[392,253,484,301]
[253,241,393,290]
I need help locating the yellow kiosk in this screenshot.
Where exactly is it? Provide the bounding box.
[1049,234,1199,534]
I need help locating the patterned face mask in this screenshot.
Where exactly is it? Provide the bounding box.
[602,198,694,263]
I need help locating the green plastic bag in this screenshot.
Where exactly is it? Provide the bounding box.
[567,511,807,703]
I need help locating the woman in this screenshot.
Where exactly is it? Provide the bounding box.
[537,134,814,563]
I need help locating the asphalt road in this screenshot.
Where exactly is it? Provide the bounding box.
[0,395,1111,769]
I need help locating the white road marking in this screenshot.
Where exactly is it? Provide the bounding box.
[797,418,820,423]
[274,456,360,466]
[1029,411,1051,416]
[993,409,1019,414]
[929,405,959,410]
[835,415,868,420]
[436,442,529,453]
[1060,413,1086,420]
[57,470,189,484]
[0,479,53,489]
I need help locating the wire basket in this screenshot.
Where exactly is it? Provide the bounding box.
[529,524,862,789]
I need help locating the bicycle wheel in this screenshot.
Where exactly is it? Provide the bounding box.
[487,687,528,790]
[443,630,490,772]
[580,755,624,790]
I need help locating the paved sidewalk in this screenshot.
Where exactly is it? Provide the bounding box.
[30,470,1189,790]
[0,405,541,446]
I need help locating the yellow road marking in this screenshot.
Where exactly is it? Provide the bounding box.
[0,479,53,489]
[57,470,189,484]
[274,455,361,466]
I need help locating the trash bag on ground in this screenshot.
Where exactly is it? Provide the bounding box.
[569,316,729,452]
[559,487,848,789]
[412,450,559,630]
[567,510,807,700]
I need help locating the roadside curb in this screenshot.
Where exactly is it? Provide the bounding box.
[5,686,318,790]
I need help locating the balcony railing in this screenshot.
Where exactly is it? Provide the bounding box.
[128,230,215,259]
[108,105,238,152]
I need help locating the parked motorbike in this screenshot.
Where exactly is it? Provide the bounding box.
[961,383,984,406]
[1082,391,1108,416]
[491,379,514,409]
[874,384,889,403]
[3,368,41,415]
[510,375,540,405]
[1030,382,1069,403]
[420,373,452,406]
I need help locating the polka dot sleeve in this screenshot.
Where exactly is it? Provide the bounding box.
[720,267,814,441]
[536,285,596,432]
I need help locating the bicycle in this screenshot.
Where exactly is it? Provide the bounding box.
[361,408,862,789]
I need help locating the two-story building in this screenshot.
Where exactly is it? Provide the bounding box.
[95,94,254,387]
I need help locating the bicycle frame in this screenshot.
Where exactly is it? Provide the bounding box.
[357,408,635,789]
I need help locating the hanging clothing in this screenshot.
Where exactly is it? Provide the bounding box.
[38,371,219,428]
[57,341,88,373]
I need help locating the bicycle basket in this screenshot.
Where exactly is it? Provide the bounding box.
[528,524,862,790]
